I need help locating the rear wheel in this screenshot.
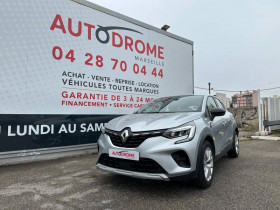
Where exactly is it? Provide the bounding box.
[195,141,214,189]
[227,132,239,158]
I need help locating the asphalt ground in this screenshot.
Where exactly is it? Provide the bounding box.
[0,140,279,210]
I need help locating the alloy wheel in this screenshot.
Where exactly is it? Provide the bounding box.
[203,147,214,182]
[235,135,239,154]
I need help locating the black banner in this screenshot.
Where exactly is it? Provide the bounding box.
[0,114,121,153]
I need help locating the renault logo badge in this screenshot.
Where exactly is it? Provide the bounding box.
[120,129,130,143]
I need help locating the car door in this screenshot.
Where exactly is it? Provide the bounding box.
[206,96,226,155]
[214,98,234,148]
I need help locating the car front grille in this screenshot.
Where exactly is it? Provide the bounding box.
[105,129,165,148]
[98,154,167,174]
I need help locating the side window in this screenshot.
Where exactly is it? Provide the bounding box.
[206,97,217,116]
[214,98,225,109]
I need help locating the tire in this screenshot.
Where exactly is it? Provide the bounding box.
[227,132,239,158]
[195,141,214,189]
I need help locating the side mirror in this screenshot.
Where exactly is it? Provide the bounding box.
[210,108,225,121]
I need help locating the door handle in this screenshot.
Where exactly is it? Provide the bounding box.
[222,121,226,126]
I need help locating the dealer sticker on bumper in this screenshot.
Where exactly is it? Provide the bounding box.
[109,149,139,161]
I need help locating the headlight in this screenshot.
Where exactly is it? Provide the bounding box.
[163,122,196,144]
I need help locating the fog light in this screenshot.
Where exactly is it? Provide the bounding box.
[171,151,191,168]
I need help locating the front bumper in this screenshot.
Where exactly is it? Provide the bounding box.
[97,132,200,179]
[97,163,169,181]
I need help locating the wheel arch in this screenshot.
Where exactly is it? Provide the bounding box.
[197,127,216,157]
[194,128,216,177]
[204,135,215,157]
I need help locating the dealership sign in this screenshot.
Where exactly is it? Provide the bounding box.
[0,0,193,153]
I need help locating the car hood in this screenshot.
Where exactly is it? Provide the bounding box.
[106,112,202,132]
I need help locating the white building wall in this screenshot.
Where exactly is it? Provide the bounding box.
[269,96,280,130]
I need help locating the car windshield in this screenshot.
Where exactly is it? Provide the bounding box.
[135,95,204,114]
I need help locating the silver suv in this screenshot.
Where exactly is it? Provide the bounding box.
[97,95,239,189]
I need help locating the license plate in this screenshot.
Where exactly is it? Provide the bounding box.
[109,149,139,161]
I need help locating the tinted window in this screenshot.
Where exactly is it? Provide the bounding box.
[215,98,225,109]
[207,97,217,110]
[135,96,204,113]
[206,97,217,116]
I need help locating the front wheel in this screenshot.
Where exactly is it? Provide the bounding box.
[195,141,214,189]
[227,132,239,158]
